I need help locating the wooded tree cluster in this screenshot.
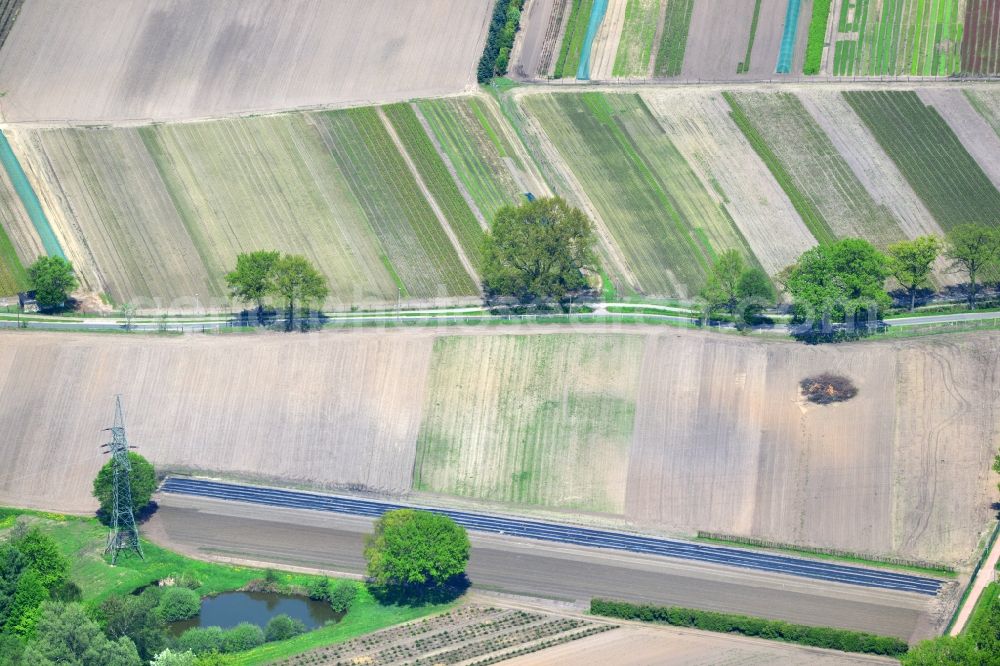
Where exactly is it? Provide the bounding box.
[225,251,328,327]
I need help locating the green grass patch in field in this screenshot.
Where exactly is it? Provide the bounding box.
[843,90,1000,230]
[613,0,661,77]
[737,0,764,74]
[554,0,595,78]
[0,217,27,296]
[653,0,694,77]
[803,0,832,73]
[383,103,485,270]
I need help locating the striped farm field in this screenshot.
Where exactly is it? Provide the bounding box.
[417,98,524,224]
[653,0,695,76]
[844,90,1000,228]
[965,88,1000,137]
[832,0,964,76]
[312,108,478,298]
[383,103,484,270]
[724,92,904,248]
[962,0,1000,74]
[413,333,643,513]
[0,160,36,296]
[613,0,661,76]
[554,0,596,77]
[523,92,748,297]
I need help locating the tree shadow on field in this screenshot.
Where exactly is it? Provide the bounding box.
[367,574,470,607]
[94,500,159,527]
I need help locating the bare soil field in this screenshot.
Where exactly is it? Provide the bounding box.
[683,0,808,79]
[1,326,996,566]
[0,0,492,123]
[504,624,894,665]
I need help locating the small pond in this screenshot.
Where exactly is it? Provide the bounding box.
[168,591,341,636]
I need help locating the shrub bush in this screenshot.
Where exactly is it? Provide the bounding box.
[221,622,265,652]
[327,581,358,613]
[307,577,329,601]
[158,587,201,622]
[590,599,908,656]
[264,614,306,642]
[175,626,224,655]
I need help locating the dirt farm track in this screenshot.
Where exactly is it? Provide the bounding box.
[1,325,997,569]
[0,0,493,123]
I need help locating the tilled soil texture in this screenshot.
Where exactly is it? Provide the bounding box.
[1,326,997,566]
[0,0,493,123]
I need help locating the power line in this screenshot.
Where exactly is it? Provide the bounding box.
[101,396,143,565]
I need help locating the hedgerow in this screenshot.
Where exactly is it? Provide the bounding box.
[590,599,909,656]
[477,0,526,83]
[803,0,832,74]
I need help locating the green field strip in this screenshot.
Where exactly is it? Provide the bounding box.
[0,131,64,259]
[724,92,903,247]
[316,108,478,298]
[804,0,833,74]
[722,93,834,246]
[613,0,661,76]
[383,103,485,271]
[414,334,642,513]
[844,90,1000,230]
[0,219,27,295]
[737,0,765,74]
[653,0,694,77]
[418,99,523,225]
[964,90,1000,139]
[554,0,595,77]
[469,97,525,170]
[524,92,711,296]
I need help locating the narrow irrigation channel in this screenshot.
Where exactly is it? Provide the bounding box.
[161,477,944,596]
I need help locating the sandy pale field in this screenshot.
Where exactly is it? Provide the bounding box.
[0,0,492,123]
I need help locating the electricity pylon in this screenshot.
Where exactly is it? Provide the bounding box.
[102,396,144,564]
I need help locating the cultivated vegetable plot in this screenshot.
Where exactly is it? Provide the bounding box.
[844,90,1000,229]
[554,0,597,77]
[641,90,815,275]
[141,115,401,306]
[383,103,485,270]
[417,98,524,225]
[961,0,1000,74]
[725,92,905,248]
[653,0,695,76]
[21,128,217,304]
[524,92,748,296]
[414,334,643,513]
[965,88,1000,138]
[315,108,479,298]
[613,0,661,77]
[832,0,965,76]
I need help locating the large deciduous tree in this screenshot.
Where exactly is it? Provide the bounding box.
[887,236,941,311]
[945,223,1000,309]
[27,257,77,310]
[92,453,157,522]
[272,254,329,328]
[364,510,469,600]
[482,197,597,303]
[225,250,280,315]
[699,251,776,324]
[21,602,141,666]
[785,238,891,329]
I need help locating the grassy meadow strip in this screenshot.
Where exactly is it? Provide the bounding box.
[417,99,523,224]
[724,92,903,247]
[612,0,660,76]
[414,334,642,513]
[554,0,595,77]
[722,93,834,245]
[843,90,1000,229]
[523,92,711,296]
[383,103,485,270]
[652,0,694,76]
[316,108,478,298]
[803,0,832,73]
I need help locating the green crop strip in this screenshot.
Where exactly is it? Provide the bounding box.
[737,0,764,74]
[383,103,485,271]
[722,93,835,245]
[0,217,27,296]
[653,0,694,77]
[803,0,832,73]
[553,0,594,78]
[843,91,1000,230]
[613,0,661,77]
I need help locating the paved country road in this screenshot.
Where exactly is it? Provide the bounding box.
[147,494,937,641]
[161,477,943,595]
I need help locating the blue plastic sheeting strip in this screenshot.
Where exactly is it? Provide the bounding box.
[0,131,64,258]
[776,0,803,73]
[576,0,609,80]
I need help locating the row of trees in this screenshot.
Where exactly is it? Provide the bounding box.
[225,251,328,326]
